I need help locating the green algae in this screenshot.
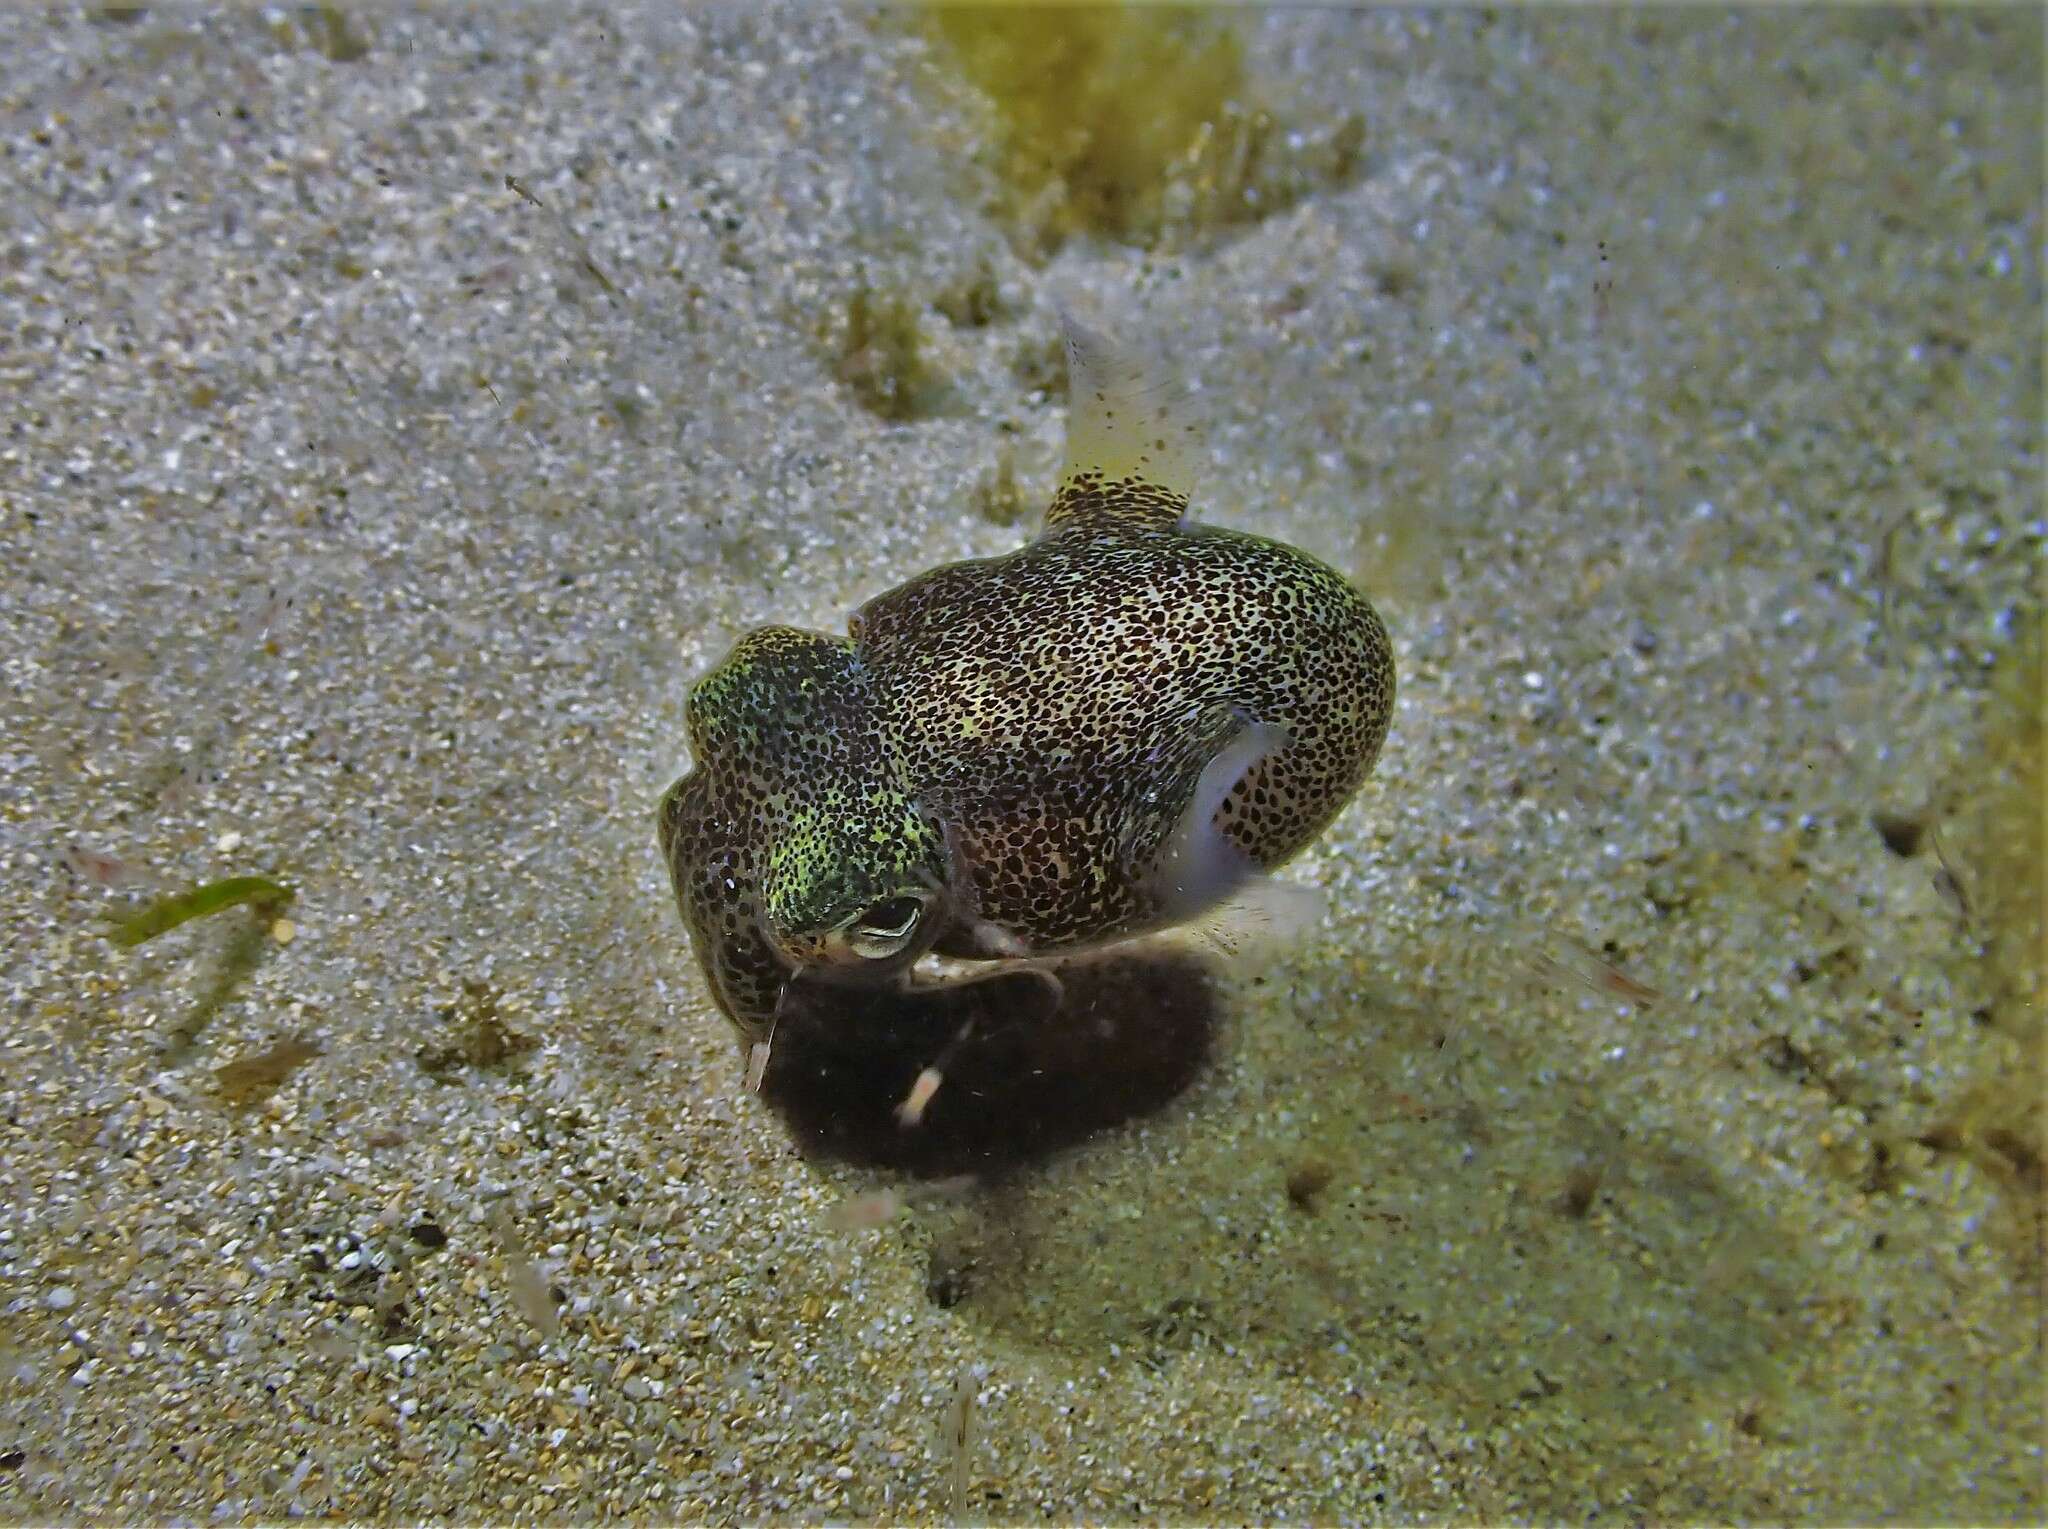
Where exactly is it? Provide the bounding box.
[828,281,943,422]
[266,4,369,64]
[970,443,1028,527]
[107,874,294,949]
[107,875,296,1058]
[921,5,1366,254]
[1959,612,2044,1035]
[1905,613,2046,1276]
[933,256,1009,330]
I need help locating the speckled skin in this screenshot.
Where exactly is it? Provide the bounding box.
[659,343,1394,1046]
[659,626,953,1039]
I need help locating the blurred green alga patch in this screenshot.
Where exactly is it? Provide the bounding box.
[1962,612,2044,1034]
[107,874,297,1057]
[1916,612,2045,1274]
[827,280,944,422]
[268,4,370,63]
[920,5,1366,255]
[106,875,294,949]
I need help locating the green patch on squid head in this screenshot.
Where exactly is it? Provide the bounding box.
[760,793,953,979]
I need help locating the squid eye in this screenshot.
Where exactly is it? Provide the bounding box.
[847,895,926,960]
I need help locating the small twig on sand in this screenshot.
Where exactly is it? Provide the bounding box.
[1928,825,1974,930]
[943,1368,977,1525]
[505,174,620,300]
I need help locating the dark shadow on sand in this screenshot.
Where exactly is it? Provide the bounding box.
[760,948,1220,1178]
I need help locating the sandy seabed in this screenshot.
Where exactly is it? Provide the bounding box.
[1,6,2041,1523]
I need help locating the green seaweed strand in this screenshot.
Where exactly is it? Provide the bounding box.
[107,875,295,949]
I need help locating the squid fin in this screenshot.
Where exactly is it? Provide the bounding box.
[1147,715,1290,923]
[1043,311,1201,535]
[1184,874,1328,965]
